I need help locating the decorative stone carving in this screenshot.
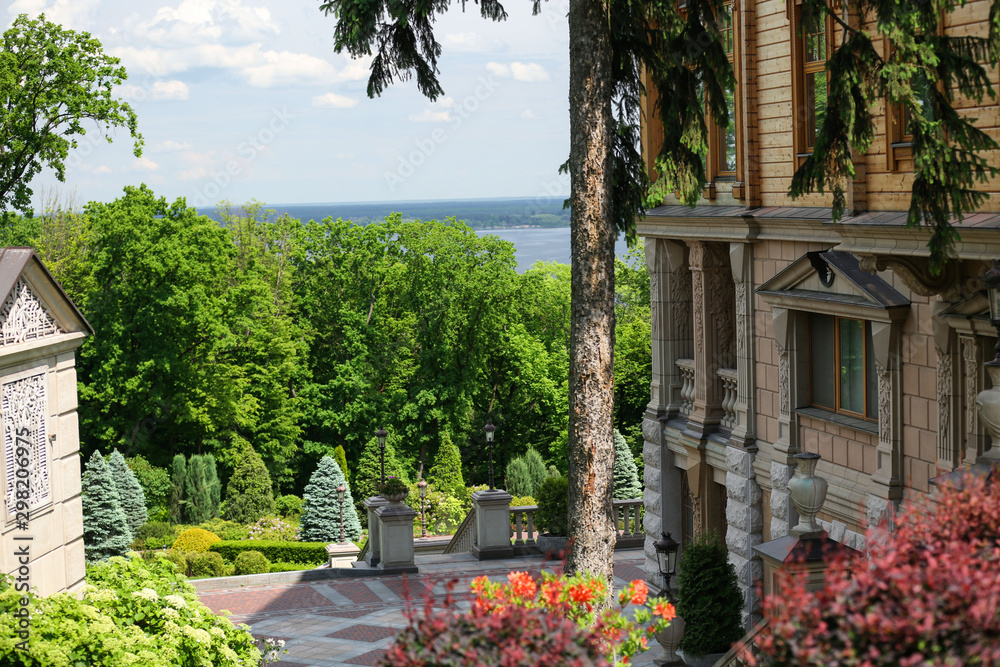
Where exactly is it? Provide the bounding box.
[857,254,960,301]
[876,360,892,451]
[0,279,61,347]
[936,341,953,464]
[963,336,982,436]
[3,373,49,514]
[776,342,789,420]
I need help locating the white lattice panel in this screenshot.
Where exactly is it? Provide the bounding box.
[3,373,49,515]
[0,278,61,346]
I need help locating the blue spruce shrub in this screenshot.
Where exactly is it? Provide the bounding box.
[300,456,363,542]
[82,451,133,562]
[108,449,148,537]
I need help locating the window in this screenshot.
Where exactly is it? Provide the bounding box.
[791,2,832,161]
[809,313,877,420]
[705,2,739,187]
[886,68,936,170]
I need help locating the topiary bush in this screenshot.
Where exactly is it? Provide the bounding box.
[676,531,743,655]
[354,433,409,503]
[534,474,569,536]
[136,521,175,549]
[172,527,222,553]
[185,454,221,523]
[510,496,537,507]
[246,516,298,541]
[82,451,134,563]
[187,551,226,578]
[275,494,304,518]
[223,446,275,524]
[522,447,547,496]
[210,540,329,565]
[612,429,642,499]
[300,456,363,542]
[233,550,271,575]
[0,553,262,665]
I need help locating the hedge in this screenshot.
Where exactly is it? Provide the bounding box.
[209,540,329,564]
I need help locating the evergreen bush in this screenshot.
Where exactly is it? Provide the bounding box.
[676,531,744,655]
[428,432,465,499]
[184,454,220,523]
[137,521,175,549]
[108,450,148,537]
[233,550,271,575]
[82,451,133,563]
[333,445,350,484]
[613,429,642,499]
[170,454,186,524]
[205,454,221,518]
[223,446,275,524]
[126,454,171,518]
[354,433,409,503]
[246,516,298,541]
[187,551,226,578]
[505,457,533,497]
[197,518,248,541]
[209,540,329,564]
[534,474,569,536]
[522,447,547,497]
[275,494,304,517]
[172,527,222,553]
[300,456,363,542]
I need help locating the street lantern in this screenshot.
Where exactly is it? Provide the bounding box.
[417,479,428,538]
[983,260,1000,365]
[484,419,497,490]
[376,427,388,486]
[653,532,680,599]
[336,484,346,544]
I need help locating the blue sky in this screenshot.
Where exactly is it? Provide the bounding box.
[9,0,572,209]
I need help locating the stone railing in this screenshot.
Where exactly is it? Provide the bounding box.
[714,618,768,667]
[511,505,538,547]
[442,507,477,554]
[613,498,644,548]
[676,358,695,417]
[718,367,738,431]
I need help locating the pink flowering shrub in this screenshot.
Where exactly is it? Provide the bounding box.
[245,516,298,541]
[751,477,1000,666]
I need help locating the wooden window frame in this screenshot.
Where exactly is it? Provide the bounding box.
[809,314,877,422]
[883,35,942,172]
[703,1,743,199]
[789,0,834,167]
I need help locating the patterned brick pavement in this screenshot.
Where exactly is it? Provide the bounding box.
[198,551,655,667]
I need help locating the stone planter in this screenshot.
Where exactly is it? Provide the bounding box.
[678,650,726,667]
[536,535,568,555]
[788,452,828,537]
[653,613,685,666]
[380,491,409,504]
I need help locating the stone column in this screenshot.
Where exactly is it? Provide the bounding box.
[686,241,734,438]
[376,502,418,573]
[363,496,389,566]
[869,321,903,538]
[729,242,756,450]
[769,307,800,539]
[725,446,763,629]
[962,334,987,465]
[471,489,514,560]
[645,238,692,420]
[933,303,960,470]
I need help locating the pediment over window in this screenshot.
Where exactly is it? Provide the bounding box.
[0,248,92,348]
[757,250,910,322]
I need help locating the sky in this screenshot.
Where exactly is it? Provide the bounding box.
[8,0,573,210]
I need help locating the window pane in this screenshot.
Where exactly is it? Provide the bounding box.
[719,84,737,172]
[839,318,865,414]
[803,14,826,62]
[720,5,734,55]
[806,71,827,148]
[811,313,835,409]
[865,323,877,419]
[904,71,935,137]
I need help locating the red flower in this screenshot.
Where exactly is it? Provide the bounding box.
[629,580,648,606]
[653,600,676,621]
[541,580,563,607]
[568,583,596,605]
[507,571,537,600]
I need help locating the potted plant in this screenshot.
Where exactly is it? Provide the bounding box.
[675,531,744,667]
[379,477,409,504]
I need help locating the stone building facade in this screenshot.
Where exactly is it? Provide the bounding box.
[0,248,92,596]
[638,0,1000,627]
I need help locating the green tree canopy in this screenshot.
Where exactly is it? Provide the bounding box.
[0,14,142,213]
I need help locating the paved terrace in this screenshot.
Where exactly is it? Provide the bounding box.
[197,550,658,667]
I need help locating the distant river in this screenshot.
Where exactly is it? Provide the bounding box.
[479,227,632,273]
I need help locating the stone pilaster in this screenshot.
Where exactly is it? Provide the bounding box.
[645,238,692,420]
[643,414,684,587]
[933,302,960,469]
[871,321,903,502]
[686,241,734,438]
[729,242,756,450]
[962,334,986,465]
[725,445,762,628]
[363,496,389,566]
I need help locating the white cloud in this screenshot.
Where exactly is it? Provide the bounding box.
[178,166,209,181]
[409,109,452,123]
[154,140,193,151]
[118,79,190,101]
[134,157,161,171]
[7,0,100,29]
[485,61,549,82]
[336,153,354,159]
[521,109,535,119]
[312,92,358,109]
[134,0,278,47]
[442,32,505,53]
[244,50,340,87]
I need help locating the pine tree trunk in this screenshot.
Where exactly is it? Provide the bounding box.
[564,0,616,587]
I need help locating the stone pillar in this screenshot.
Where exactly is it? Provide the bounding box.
[686,241,734,438]
[645,238,692,420]
[729,242,756,450]
[869,321,903,531]
[363,496,389,566]
[962,334,987,465]
[933,302,961,470]
[769,307,800,539]
[376,502,418,573]
[643,415,684,585]
[725,446,763,629]
[471,489,514,560]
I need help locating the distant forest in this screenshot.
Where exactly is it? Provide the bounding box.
[197,197,570,230]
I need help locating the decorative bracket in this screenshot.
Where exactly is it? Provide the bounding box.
[857,254,961,301]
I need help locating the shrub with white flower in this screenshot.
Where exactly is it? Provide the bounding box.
[245,516,298,541]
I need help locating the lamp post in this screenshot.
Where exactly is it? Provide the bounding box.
[336,484,346,544]
[417,480,428,538]
[376,427,388,488]
[484,419,497,490]
[653,532,680,600]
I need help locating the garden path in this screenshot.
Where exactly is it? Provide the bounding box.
[197,550,658,666]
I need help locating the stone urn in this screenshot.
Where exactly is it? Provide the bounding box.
[654,612,685,666]
[380,490,409,505]
[788,452,828,537]
[976,365,1000,463]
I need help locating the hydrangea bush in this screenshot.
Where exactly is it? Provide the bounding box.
[0,554,261,666]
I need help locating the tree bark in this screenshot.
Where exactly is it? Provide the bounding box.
[565,0,616,587]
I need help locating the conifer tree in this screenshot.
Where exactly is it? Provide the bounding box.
[185,455,213,523]
[204,454,221,518]
[613,429,642,500]
[427,432,464,499]
[170,453,186,524]
[300,456,363,542]
[522,447,547,497]
[505,457,533,497]
[82,451,133,562]
[354,433,409,503]
[223,446,275,524]
[333,445,350,485]
[108,449,147,536]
